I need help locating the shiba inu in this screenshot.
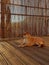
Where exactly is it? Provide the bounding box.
[18,32,44,47]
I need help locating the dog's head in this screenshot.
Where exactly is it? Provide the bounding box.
[23,32,31,38]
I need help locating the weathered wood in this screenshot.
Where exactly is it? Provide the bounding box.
[0,38,49,65]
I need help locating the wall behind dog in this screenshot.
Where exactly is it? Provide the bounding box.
[1,0,49,38]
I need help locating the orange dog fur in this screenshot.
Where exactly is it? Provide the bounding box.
[18,32,44,47]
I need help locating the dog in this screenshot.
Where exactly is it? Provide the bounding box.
[17,32,44,47]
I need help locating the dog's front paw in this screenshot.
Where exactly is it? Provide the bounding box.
[17,45,25,47]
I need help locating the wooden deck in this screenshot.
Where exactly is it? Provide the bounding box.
[0,40,49,65]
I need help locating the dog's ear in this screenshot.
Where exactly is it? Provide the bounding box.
[23,32,28,35]
[24,32,26,35]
